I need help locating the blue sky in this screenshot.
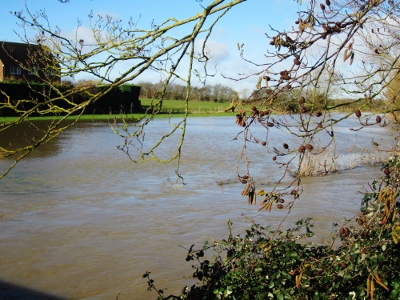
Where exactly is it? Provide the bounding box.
[1,0,301,93]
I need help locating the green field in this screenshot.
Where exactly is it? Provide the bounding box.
[1,97,383,124]
[139,98,234,114]
[0,99,237,123]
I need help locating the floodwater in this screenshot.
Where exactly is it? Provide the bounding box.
[0,115,397,299]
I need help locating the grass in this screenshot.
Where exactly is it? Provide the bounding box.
[139,98,234,113]
[0,97,387,124]
[0,98,237,123]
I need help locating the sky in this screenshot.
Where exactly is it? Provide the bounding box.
[0,0,302,94]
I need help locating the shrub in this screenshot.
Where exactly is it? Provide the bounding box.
[144,157,400,299]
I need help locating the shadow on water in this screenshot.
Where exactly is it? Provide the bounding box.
[0,120,64,159]
[0,280,65,300]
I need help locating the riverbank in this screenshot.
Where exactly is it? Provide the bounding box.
[0,97,386,123]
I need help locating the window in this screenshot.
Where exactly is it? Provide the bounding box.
[28,68,39,76]
[10,66,21,75]
[46,67,57,77]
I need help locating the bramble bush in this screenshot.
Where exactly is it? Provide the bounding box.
[144,155,400,299]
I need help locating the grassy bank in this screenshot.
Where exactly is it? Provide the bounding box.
[140,98,231,114]
[0,99,237,123]
[0,97,386,123]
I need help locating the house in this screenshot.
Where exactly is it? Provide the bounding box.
[0,41,60,84]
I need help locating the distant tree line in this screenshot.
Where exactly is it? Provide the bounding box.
[136,81,239,103]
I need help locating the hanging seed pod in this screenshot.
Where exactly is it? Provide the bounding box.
[326,0,331,6]
[235,115,242,125]
[339,227,345,235]
[263,75,271,81]
[344,227,350,237]
[272,156,277,161]
[261,141,267,146]
[376,115,382,123]
[298,145,306,153]
[277,204,284,209]
[278,198,285,203]
[299,96,306,104]
[239,178,248,184]
[316,112,322,117]
[384,168,390,176]
[294,58,301,65]
[320,3,326,11]
[281,74,290,81]
[339,262,347,269]
[283,143,289,149]
[306,144,314,151]
[280,70,289,76]
[355,110,361,118]
[357,218,364,226]
[267,122,274,127]
[318,122,323,128]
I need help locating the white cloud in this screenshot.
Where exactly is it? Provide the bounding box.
[61,26,98,45]
[196,39,229,63]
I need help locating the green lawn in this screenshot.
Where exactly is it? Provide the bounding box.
[2,97,376,123]
[0,99,237,123]
[139,98,234,114]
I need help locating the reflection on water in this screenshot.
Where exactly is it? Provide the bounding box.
[0,116,397,299]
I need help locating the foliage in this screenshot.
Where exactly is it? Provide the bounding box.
[138,81,238,103]
[144,156,400,299]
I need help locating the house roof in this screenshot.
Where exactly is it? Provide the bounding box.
[0,41,53,67]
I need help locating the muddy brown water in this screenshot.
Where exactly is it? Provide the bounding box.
[0,115,397,299]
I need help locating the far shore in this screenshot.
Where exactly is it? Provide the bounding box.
[0,97,386,123]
